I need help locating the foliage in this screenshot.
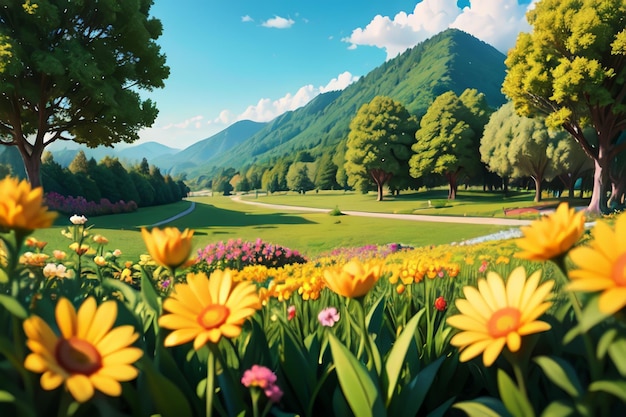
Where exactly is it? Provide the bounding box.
[409,90,486,199]
[45,192,138,216]
[502,0,626,214]
[345,96,417,201]
[0,0,169,186]
[480,102,592,202]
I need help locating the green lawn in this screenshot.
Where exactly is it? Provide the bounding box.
[29,188,588,261]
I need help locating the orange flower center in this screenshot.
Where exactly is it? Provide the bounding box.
[612,253,626,287]
[55,337,102,375]
[487,307,521,338]
[197,304,230,329]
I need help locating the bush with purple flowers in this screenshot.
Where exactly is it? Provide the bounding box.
[193,238,307,273]
[45,192,138,217]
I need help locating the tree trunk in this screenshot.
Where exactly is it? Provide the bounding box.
[446,172,458,200]
[370,169,392,202]
[587,157,609,215]
[531,174,542,203]
[20,147,43,188]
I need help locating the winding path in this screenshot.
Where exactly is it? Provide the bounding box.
[229,195,534,226]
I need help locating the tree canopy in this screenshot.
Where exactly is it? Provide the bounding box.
[344,96,417,201]
[502,0,626,213]
[480,102,590,202]
[409,90,487,199]
[0,0,169,186]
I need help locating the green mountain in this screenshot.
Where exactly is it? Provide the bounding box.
[183,28,507,178]
[154,119,266,174]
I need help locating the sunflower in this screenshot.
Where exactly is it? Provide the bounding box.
[323,258,383,299]
[0,176,58,232]
[23,297,142,403]
[158,270,261,350]
[141,226,194,270]
[447,267,554,366]
[568,213,626,315]
[515,202,585,261]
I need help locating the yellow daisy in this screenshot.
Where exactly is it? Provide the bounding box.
[23,297,142,403]
[515,202,585,261]
[568,213,626,315]
[447,267,554,366]
[0,176,58,232]
[158,270,261,350]
[323,258,383,298]
[141,226,194,270]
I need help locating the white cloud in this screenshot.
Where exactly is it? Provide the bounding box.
[162,115,204,130]
[262,16,295,29]
[241,15,253,23]
[320,71,360,93]
[343,0,533,59]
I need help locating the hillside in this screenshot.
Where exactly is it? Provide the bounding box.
[183,28,507,177]
[153,120,266,174]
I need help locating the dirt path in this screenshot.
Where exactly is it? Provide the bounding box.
[229,195,534,226]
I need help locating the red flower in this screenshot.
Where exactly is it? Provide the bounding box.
[287,305,296,321]
[434,296,447,311]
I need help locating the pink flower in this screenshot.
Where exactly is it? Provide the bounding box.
[318,307,340,327]
[287,305,296,321]
[478,261,488,273]
[434,296,447,312]
[241,365,283,403]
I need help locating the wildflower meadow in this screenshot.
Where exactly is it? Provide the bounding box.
[1,175,625,417]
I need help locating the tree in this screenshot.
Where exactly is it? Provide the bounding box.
[409,91,482,199]
[314,153,339,190]
[345,96,417,201]
[0,1,169,187]
[68,150,89,175]
[480,102,589,202]
[287,162,315,194]
[502,0,626,213]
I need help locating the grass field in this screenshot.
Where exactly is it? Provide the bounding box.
[30,189,584,261]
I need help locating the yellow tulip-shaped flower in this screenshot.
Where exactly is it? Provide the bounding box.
[515,202,585,261]
[323,258,383,298]
[141,227,194,269]
[568,213,626,315]
[23,297,142,403]
[0,176,57,232]
[159,270,261,350]
[447,267,554,367]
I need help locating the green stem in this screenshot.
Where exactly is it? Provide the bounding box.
[355,298,378,373]
[511,358,528,399]
[206,347,215,417]
[57,390,74,417]
[251,388,261,417]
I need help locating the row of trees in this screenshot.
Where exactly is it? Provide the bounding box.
[41,151,189,207]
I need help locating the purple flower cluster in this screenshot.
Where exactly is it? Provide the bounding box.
[319,243,409,261]
[45,192,138,217]
[194,238,307,272]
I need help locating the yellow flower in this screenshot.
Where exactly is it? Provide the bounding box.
[23,297,142,403]
[159,270,261,350]
[447,267,554,366]
[323,258,383,298]
[0,176,57,232]
[141,227,194,270]
[515,203,585,261]
[568,214,626,315]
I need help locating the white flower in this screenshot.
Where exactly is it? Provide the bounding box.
[69,214,88,225]
[43,263,73,279]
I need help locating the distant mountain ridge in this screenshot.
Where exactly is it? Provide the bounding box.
[178,28,508,177]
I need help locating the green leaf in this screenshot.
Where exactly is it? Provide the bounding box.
[0,294,27,319]
[282,323,316,411]
[589,380,626,402]
[534,356,583,397]
[563,296,608,344]
[328,332,386,417]
[608,338,626,376]
[366,293,385,334]
[0,390,36,417]
[596,328,617,360]
[497,369,535,417]
[426,397,455,417]
[388,355,445,417]
[139,356,192,417]
[140,269,161,315]
[453,397,513,417]
[102,278,138,307]
[384,309,423,403]
[539,400,577,417]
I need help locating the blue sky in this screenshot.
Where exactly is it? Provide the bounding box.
[138,0,535,149]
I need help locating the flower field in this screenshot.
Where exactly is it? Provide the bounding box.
[1,176,625,417]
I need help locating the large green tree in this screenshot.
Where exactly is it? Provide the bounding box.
[502,0,626,213]
[480,102,590,202]
[409,91,483,199]
[0,0,169,187]
[344,96,417,201]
